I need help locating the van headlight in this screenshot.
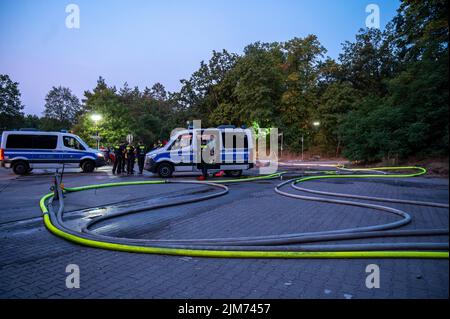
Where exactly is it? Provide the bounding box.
[97,152,105,158]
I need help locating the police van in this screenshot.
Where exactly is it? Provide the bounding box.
[0,130,106,175]
[145,126,254,178]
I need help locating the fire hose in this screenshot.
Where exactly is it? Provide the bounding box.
[40,167,449,259]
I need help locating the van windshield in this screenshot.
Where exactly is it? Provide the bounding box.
[63,136,85,150]
[169,134,192,151]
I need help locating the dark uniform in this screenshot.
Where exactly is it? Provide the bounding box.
[136,143,147,174]
[125,144,135,174]
[121,143,127,173]
[112,144,125,174]
[199,137,216,179]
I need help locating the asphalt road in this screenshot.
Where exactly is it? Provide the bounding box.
[0,164,448,299]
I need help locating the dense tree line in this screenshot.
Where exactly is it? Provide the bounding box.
[0,0,447,162]
[172,0,448,162]
[72,78,177,146]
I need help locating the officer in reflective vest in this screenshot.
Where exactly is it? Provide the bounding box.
[197,135,216,181]
[112,143,125,174]
[136,141,147,174]
[125,143,135,175]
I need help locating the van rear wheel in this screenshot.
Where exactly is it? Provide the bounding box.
[12,161,29,175]
[224,170,242,178]
[157,163,173,178]
[81,160,95,173]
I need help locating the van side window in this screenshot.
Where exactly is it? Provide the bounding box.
[222,132,248,149]
[6,134,57,149]
[6,135,33,149]
[169,134,192,151]
[34,135,58,149]
[63,136,85,150]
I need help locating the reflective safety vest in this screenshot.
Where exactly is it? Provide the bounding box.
[124,146,133,158]
[200,143,215,163]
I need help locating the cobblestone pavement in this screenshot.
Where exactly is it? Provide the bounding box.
[0,166,448,298]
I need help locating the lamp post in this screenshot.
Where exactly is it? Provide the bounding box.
[301,135,304,161]
[90,114,102,149]
[278,133,283,159]
[312,121,321,159]
[302,121,320,161]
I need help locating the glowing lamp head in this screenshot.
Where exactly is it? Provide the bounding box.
[91,114,102,122]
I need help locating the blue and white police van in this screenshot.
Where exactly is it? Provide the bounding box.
[144,125,254,178]
[0,130,106,175]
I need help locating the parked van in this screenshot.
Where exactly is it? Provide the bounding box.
[145,126,254,178]
[0,130,106,175]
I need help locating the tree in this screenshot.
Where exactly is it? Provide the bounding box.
[208,42,284,127]
[43,86,81,127]
[339,26,399,95]
[174,49,239,127]
[149,82,168,101]
[339,0,448,162]
[394,0,449,62]
[278,36,326,151]
[317,82,360,156]
[21,114,42,129]
[0,74,24,130]
[73,77,177,147]
[74,78,133,146]
[340,96,407,162]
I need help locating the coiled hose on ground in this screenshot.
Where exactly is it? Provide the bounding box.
[40,166,449,259]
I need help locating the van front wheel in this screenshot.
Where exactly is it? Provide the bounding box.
[81,160,95,173]
[157,163,173,178]
[12,161,29,175]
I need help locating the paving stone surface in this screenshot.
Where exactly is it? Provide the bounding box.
[0,166,448,298]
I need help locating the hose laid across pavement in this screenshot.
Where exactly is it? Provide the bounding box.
[40,166,449,259]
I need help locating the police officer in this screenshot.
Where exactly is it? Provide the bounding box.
[136,141,147,174]
[125,143,135,175]
[197,135,216,180]
[121,141,127,173]
[112,143,125,174]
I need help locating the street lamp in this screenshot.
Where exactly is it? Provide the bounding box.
[91,114,102,123]
[301,122,321,161]
[90,114,102,149]
[278,133,284,159]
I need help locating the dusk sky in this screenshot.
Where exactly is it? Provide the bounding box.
[0,0,400,115]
